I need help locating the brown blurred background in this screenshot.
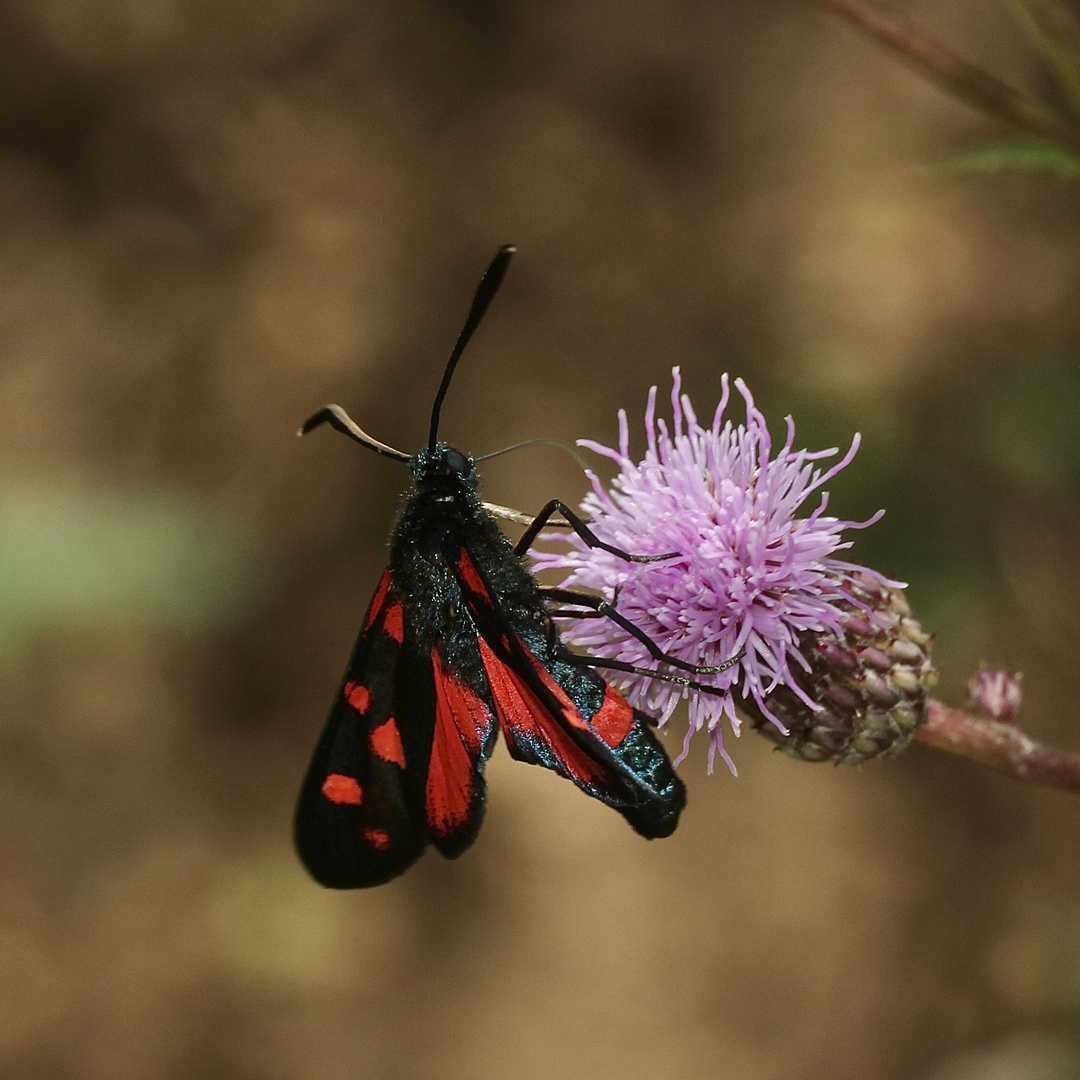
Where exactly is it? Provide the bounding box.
[3,0,1080,1077]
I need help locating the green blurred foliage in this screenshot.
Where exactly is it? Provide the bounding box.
[937,140,1080,178]
[1011,0,1080,117]
[0,480,263,650]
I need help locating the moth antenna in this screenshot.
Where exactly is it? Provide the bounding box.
[299,404,412,463]
[428,244,515,452]
[476,437,589,470]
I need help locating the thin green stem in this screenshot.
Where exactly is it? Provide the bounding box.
[817,0,1080,152]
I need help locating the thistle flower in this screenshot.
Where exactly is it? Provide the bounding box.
[533,369,936,772]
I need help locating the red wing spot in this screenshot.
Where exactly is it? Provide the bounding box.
[322,773,363,805]
[363,570,393,631]
[382,601,405,644]
[432,658,489,754]
[426,649,491,837]
[456,549,489,598]
[363,827,391,850]
[343,680,371,714]
[591,685,635,748]
[370,716,406,767]
[477,637,611,790]
[519,647,589,734]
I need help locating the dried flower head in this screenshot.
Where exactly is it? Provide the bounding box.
[533,369,923,772]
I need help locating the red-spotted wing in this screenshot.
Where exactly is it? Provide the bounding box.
[451,546,686,838]
[294,569,501,888]
[294,571,427,888]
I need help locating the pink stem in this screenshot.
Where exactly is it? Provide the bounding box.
[916,698,1080,793]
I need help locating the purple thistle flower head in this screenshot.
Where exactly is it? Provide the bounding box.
[532,369,889,774]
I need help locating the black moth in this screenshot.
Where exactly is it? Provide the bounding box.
[295,246,731,888]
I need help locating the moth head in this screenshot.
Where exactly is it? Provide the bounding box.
[412,444,477,487]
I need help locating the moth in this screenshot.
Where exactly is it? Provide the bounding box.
[295,246,732,888]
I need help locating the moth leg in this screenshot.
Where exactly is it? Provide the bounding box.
[543,588,739,676]
[556,649,740,699]
[514,500,677,562]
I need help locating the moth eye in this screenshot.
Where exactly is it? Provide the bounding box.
[443,449,470,475]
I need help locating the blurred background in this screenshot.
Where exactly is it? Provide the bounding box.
[3,0,1080,1077]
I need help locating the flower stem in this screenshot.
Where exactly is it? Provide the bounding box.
[916,698,1080,792]
[815,0,1080,152]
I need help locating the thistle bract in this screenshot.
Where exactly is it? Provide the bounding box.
[740,569,936,764]
[966,666,1022,724]
[532,369,920,772]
